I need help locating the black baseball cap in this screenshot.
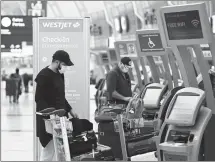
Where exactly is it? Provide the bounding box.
[121,57,132,68]
[52,50,74,66]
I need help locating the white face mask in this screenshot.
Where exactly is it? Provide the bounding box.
[59,65,67,74]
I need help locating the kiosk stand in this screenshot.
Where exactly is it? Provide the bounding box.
[114,40,145,89]
[107,48,120,67]
[94,51,112,75]
[157,2,215,160]
[136,29,175,89]
[158,87,212,161]
[141,83,168,127]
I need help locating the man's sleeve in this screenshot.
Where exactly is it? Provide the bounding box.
[35,75,49,112]
[65,99,72,112]
[106,71,117,98]
[61,74,72,112]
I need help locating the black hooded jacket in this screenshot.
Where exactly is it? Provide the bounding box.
[35,67,72,147]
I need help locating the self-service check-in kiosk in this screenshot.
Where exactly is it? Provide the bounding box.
[107,48,120,67]
[141,83,168,127]
[114,40,144,89]
[136,29,175,89]
[158,87,212,161]
[157,2,215,160]
[95,51,112,74]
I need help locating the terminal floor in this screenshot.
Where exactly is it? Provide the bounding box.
[1,84,157,161]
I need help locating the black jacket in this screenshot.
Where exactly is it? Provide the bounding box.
[35,67,72,147]
[106,66,132,105]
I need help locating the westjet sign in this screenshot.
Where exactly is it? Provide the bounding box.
[39,19,83,32]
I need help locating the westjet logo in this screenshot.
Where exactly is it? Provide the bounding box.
[42,21,80,29]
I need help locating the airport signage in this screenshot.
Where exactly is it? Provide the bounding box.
[34,18,90,119]
[26,0,47,17]
[114,41,138,57]
[164,10,203,40]
[1,16,38,51]
[138,33,164,52]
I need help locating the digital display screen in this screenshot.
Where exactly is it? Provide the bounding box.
[101,53,109,64]
[138,33,164,52]
[109,49,118,62]
[143,88,162,105]
[168,96,199,124]
[164,10,203,40]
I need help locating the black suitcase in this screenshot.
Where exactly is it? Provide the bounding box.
[126,133,156,157]
[98,121,123,160]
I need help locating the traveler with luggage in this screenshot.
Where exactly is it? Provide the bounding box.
[97,57,133,160]
[35,50,78,161]
[106,57,133,105]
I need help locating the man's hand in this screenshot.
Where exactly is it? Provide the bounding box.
[124,97,132,102]
[70,109,79,118]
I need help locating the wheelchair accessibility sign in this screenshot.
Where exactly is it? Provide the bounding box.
[137,33,164,52]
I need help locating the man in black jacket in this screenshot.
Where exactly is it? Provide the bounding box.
[35,50,78,161]
[106,57,133,105]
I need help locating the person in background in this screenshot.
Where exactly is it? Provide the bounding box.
[6,74,17,103]
[22,73,30,93]
[2,70,7,81]
[106,57,133,106]
[35,50,78,161]
[14,68,22,103]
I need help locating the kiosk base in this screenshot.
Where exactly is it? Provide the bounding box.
[203,114,215,161]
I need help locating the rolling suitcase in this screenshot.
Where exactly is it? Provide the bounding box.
[98,121,123,160]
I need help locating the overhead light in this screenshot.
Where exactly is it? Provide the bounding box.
[114,17,122,33]
[121,15,129,33]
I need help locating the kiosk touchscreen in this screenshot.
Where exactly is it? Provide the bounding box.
[165,88,205,126]
[143,83,168,109]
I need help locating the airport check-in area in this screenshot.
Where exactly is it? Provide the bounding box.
[1,1,215,161]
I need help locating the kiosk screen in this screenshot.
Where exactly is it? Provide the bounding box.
[109,50,117,62]
[143,88,162,107]
[101,53,109,64]
[168,95,199,125]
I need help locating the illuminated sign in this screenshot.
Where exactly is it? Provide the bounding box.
[1,16,38,51]
[164,10,203,40]
[138,33,164,52]
[34,18,90,119]
[26,0,47,17]
[144,9,157,26]
[115,41,137,57]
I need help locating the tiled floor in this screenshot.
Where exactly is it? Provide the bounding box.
[1,82,34,161]
[1,83,157,161]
